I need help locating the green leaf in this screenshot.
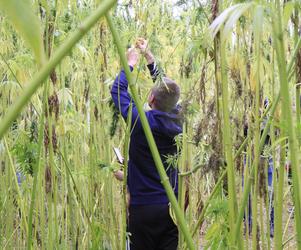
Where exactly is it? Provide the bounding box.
[0,0,45,65]
[209,4,239,38]
[282,2,295,29]
[209,3,253,39]
[252,5,264,53]
[223,3,254,39]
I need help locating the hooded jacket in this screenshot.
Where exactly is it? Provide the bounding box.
[111,63,182,205]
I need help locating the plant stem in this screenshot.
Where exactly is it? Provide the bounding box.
[122,103,132,250]
[274,130,286,250]
[272,1,301,249]
[220,31,238,248]
[251,7,263,248]
[26,81,47,250]
[293,10,301,146]
[178,123,187,249]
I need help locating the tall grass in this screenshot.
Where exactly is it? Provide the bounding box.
[0,0,300,249]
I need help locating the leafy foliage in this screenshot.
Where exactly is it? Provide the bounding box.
[12,133,38,176]
[204,198,229,249]
[0,0,45,65]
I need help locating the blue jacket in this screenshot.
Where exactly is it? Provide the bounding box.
[111,63,182,205]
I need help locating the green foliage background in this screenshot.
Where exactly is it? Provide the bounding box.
[0,0,300,249]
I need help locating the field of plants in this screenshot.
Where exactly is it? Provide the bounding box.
[0,0,301,249]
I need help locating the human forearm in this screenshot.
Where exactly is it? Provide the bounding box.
[136,38,155,64]
[144,50,155,65]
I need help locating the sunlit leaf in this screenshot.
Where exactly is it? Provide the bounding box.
[209,4,239,38]
[223,3,254,39]
[0,0,45,65]
[209,3,253,39]
[283,2,295,29]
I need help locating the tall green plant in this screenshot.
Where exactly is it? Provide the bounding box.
[219,31,238,248]
[272,1,301,249]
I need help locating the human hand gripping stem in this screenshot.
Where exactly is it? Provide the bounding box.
[135,38,155,64]
[126,47,139,67]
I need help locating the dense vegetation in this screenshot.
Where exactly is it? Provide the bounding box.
[0,0,301,249]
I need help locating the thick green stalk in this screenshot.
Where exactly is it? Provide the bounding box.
[288,36,301,81]
[268,44,276,250]
[62,138,73,249]
[220,31,238,248]
[259,197,265,249]
[274,131,286,249]
[272,1,301,249]
[245,145,251,245]
[178,123,188,248]
[26,83,48,250]
[251,7,263,248]
[122,103,132,250]
[105,13,196,250]
[0,0,116,140]
[293,11,301,145]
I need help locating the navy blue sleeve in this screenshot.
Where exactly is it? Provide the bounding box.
[111,67,139,123]
[147,62,164,82]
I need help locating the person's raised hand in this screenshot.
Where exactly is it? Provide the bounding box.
[135,38,148,54]
[126,47,139,67]
[135,37,154,64]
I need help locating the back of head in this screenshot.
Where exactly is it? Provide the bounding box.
[152,77,180,112]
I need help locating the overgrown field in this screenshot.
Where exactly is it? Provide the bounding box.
[0,0,301,249]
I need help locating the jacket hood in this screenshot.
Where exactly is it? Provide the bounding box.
[148,107,183,138]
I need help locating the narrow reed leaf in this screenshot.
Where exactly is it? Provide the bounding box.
[209,5,239,37]
[209,3,252,38]
[283,2,295,29]
[0,0,46,65]
[223,3,254,39]
[0,0,116,139]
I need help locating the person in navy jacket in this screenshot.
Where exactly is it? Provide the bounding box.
[111,38,182,250]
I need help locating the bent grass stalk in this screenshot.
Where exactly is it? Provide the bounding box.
[105,13,196,250]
